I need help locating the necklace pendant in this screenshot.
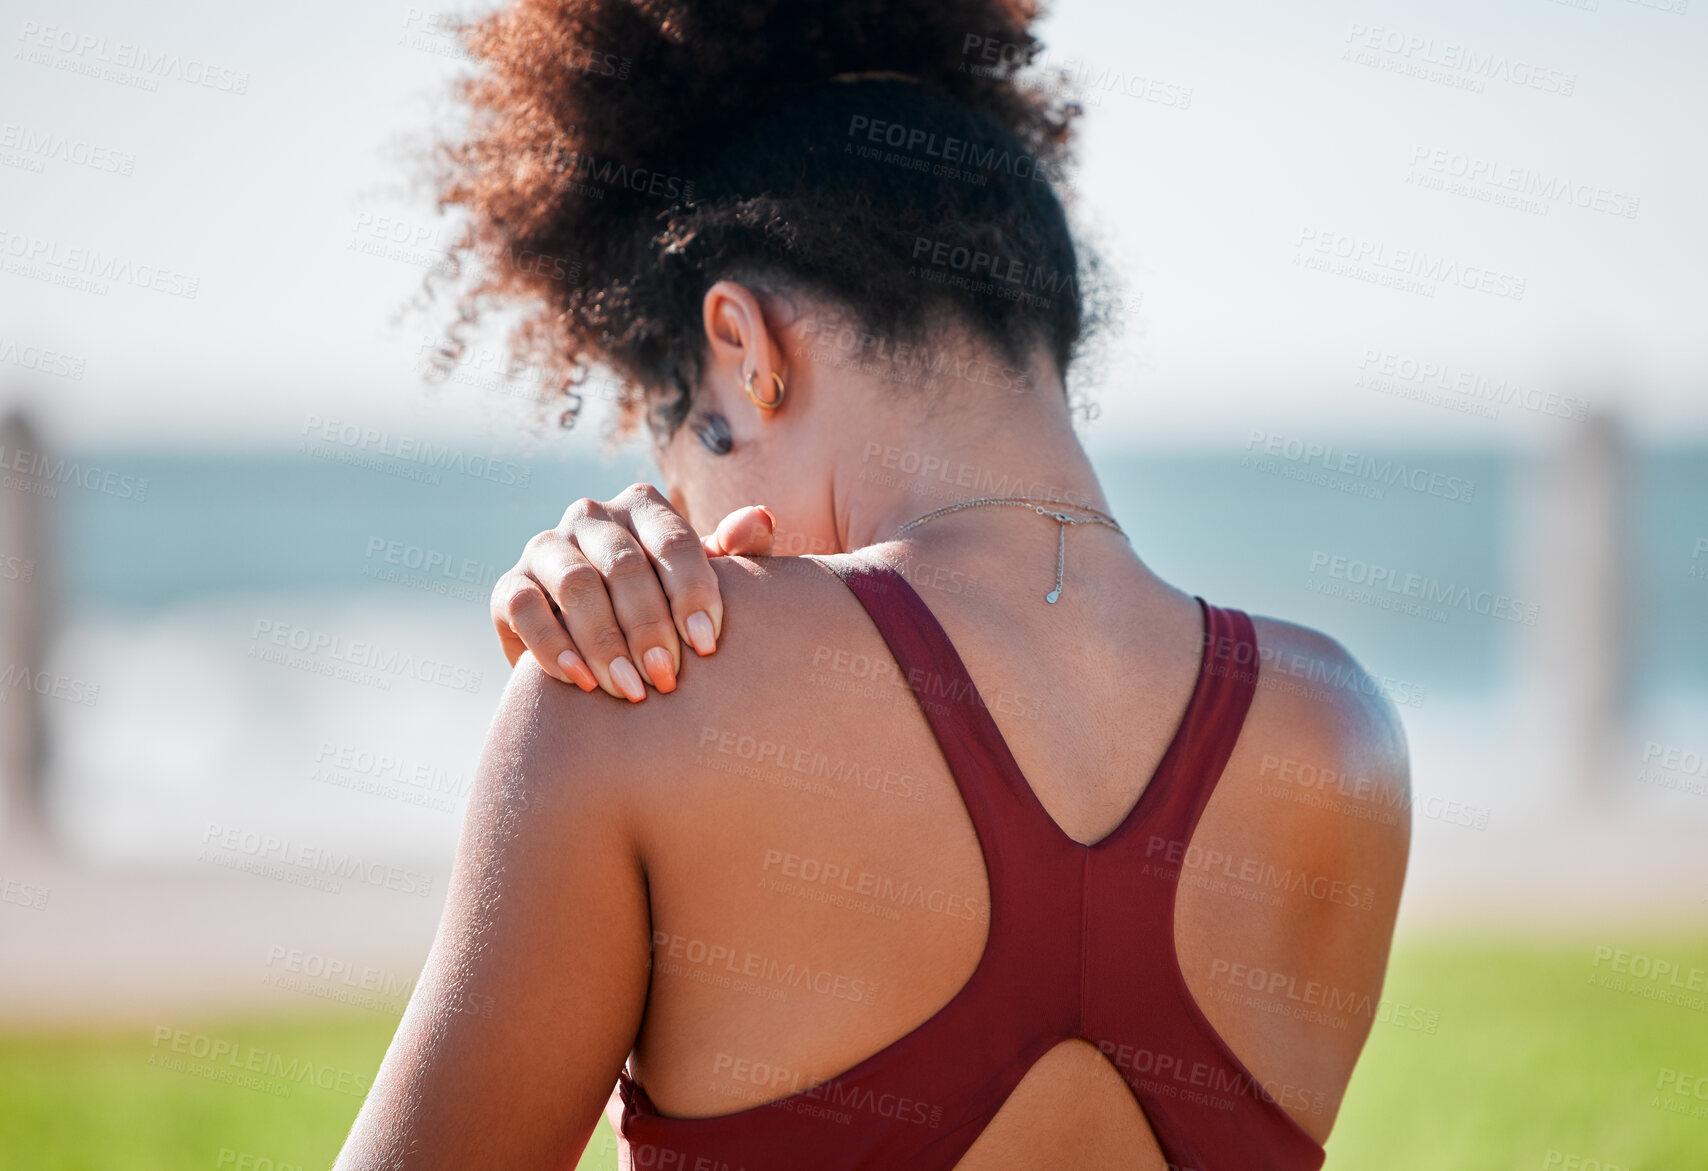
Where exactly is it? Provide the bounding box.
[1047,521,1067,605]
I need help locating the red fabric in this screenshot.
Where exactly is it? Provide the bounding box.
[617,555,1326,1171]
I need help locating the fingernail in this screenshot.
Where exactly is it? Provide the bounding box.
[754,505,777,530]
[558,651,597,692]
[610,656,646,702]
[642,647,677,693]
[686,611,717,656]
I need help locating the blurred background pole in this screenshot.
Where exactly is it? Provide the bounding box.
[1513,408,1631,807]
[0,407,52,850]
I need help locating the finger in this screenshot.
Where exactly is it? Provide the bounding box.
[615,483,726,658]
[704,505,777,558]
[571,508,683,693]
[492,572,596,691]
[499,535,605,687]
[490,570,537,669]
[542,537,651,703]
[494,616,527,669]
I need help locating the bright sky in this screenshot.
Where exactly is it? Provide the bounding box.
[2,0,1705,452]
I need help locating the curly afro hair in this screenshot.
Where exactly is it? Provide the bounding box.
[433,0,1090,438]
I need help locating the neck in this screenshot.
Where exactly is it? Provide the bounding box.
[830,362,1111,552]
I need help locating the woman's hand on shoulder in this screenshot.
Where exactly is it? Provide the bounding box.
[489,482,775,702]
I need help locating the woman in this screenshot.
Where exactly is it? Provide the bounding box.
[337,1,1410,1167]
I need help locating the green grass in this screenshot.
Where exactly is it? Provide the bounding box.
[4,939,1706,1170]
[0,1018,618,1171]
[1323,937,1708,1170]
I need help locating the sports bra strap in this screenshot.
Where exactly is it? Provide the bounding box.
[1138,601,1260,851]
[808,553,1068,877]
[809,553,1260,863]
[617,556,1316,1170]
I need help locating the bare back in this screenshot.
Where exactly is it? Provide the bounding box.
[611,539,1411,1169]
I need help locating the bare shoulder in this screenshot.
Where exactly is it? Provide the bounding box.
[504,553,877,814]
[1173,611,1413,1140]
[697,552,886,693]
[1240,614,1413,849]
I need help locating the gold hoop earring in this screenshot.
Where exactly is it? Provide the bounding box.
[744,370,785,410]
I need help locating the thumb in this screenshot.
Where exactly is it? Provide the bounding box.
[702,505,776,557]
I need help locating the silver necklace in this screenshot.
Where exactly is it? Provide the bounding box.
[888,495,1127,604]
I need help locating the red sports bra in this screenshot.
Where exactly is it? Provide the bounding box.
[616,555,1327,1171]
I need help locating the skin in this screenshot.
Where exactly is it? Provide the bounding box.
[338,282,1412,1170]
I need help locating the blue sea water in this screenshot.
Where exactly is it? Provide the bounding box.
[50,444,1708,699]
[14,441,1702,866]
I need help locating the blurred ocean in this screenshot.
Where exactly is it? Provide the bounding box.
[31,443,1708,866]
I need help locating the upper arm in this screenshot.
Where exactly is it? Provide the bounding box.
[1177,617,1412,1141]
[336,656,652,1171]
[1253,621,1412,1128]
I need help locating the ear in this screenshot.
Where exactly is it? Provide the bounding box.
[702,280,787,419]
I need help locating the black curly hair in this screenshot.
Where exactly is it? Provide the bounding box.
[433,0,1093,438]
